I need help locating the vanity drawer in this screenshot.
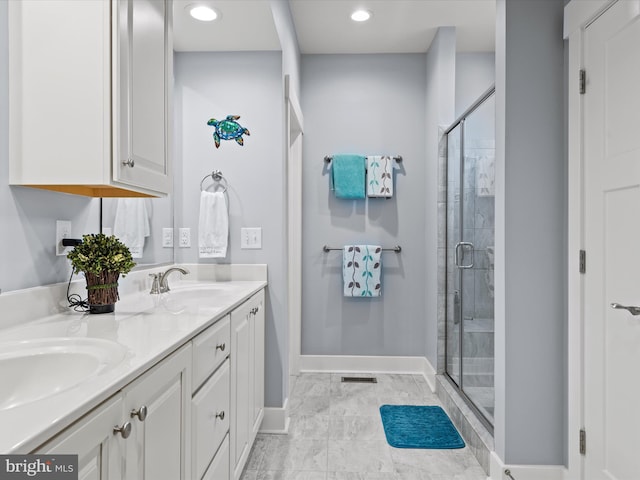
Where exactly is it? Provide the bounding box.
[202,433,229,480]
[192,359,230,480]
[192,314,230,391]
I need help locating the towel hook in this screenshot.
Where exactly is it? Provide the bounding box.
[200,170,229,193]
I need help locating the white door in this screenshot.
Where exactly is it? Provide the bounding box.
[584,1,640,478]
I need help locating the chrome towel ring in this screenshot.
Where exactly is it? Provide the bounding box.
[200,170,229,193]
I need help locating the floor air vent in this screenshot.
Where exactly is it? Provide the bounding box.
[341,376,377,383]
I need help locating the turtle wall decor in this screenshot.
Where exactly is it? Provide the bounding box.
[207,115,250,148]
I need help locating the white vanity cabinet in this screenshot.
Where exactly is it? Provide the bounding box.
[36,344,191,480]
[8,0,172,197]
[37,395,124,480]
[122,344,191,480]
[191,315,231,480]
[230,291,265,480]
[28,284,267,480]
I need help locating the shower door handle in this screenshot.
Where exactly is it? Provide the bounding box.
[454,242,474,269]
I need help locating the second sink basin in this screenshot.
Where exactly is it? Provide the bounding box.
[155,283,232,314]
[0,337,127,410]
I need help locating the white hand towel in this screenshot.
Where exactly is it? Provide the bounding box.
[113,198,150,258]
[343,245,382,297]
[198,191,228,258]
[367,156,394,198]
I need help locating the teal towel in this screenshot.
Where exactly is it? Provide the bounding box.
[331,154,366,199]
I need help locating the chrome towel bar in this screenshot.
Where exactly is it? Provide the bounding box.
[324,155,402,163]
[322,245,401,253]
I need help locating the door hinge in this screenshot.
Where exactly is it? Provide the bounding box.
[579,69,586,94]
[579,250,586,274]
[580,428,586,455]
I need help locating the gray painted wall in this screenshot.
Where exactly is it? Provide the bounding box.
[0,1,101,294]
[455,52,496,118]
[173,52,286,407]
[300,54,427,356]
[101,196,174,267]
[425,28,456,367]
[271,0,301,102]
[270,0,302,405]
[494,0,566,465]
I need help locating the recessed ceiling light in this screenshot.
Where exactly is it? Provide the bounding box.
[350,9,372,22]
[188,5,219,22]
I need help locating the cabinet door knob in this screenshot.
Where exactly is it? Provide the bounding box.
[216,411,225,420]
[215,342,226,351]
[122,158,135,168]
[113,421,132,439]
[131,405,148,422]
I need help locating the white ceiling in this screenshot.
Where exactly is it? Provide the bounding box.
[290,0,495,54]
[173,0,496,54]
[173,1,281,52]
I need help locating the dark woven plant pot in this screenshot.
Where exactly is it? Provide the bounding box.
[85,271,120,314]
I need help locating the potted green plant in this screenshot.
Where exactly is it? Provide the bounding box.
[67,233,136,314]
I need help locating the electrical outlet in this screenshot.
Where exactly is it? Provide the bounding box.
[162,228,174,248]
[56,220,72,256]
[240,227,262,249]
[179,228,191,248]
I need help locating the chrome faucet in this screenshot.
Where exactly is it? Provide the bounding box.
[149,267,190,294]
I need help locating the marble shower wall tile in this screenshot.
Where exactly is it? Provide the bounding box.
[436,376,493,475]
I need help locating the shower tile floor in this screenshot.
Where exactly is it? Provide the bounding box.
[240,373,487,480]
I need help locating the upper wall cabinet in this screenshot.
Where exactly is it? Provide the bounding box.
[8,0,172,197]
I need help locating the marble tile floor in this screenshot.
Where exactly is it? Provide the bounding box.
[241,373,487,480]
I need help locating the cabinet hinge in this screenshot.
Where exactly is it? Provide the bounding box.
[579,69,586,94]
[579,250,586,274]
[580,428,586,455]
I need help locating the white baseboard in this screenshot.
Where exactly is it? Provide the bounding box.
[259,397,290,434]
[299,355,436,391]
[489,451,565,480]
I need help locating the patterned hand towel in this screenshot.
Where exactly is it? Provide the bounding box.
[367,155,394,198]
[331,154,366,199]
[343,245,382,297]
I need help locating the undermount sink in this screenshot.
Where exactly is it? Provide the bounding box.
[0,337,127,410]
[155,284,229,313]
[171,282,234,292]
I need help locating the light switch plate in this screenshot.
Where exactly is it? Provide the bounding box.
[241,227,262,249]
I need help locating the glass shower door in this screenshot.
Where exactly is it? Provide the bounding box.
[445,88,495,429]
[446,125,462,387]
[446,123,477,389]
[461,94,495,424]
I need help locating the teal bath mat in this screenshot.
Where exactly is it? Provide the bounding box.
[379,405,465,449]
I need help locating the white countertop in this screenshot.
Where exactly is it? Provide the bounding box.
[0,266,266,454]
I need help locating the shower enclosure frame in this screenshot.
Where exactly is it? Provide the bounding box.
[443,85,496,434]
